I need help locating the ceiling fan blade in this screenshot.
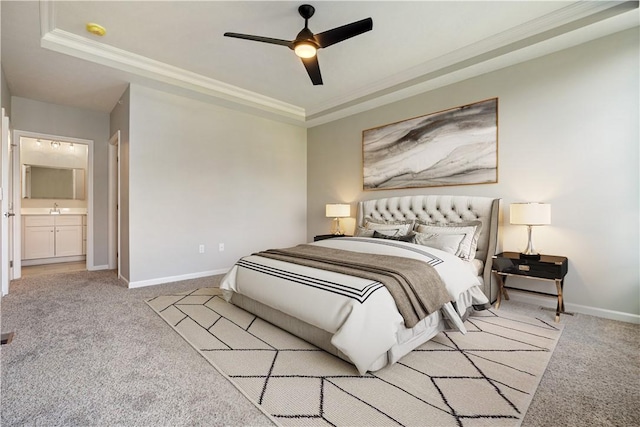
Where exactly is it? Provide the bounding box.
[224,32,293,48]
[314,18,373,49]
[301,56,323,85]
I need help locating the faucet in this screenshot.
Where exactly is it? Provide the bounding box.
[50,203,60,214]
[53,203,58,210]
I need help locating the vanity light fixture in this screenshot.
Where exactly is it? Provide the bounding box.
[510,202,551,259]
[50,140,61,149]
[325,203,350,235]
[68,143,75,151]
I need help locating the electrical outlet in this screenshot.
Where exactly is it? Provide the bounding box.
[199,244,205,254]
[219,243,225,252]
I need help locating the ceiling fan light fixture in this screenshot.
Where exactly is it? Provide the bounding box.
[294,42,317,58]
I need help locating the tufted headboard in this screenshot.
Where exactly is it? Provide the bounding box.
[356,195,501,302]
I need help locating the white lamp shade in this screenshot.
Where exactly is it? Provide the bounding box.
[326,204,350,218]
[510,203,551,225]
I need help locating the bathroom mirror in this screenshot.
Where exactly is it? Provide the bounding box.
[22,165,86,200]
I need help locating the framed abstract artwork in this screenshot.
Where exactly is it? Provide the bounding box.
[362,98,498,190]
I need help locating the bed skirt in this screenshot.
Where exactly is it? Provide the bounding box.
[229,291,452,372]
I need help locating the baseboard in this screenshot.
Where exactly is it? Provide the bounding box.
[128,268,230,289]
[88,264,110,271]
[506,293,640,324]
[22,255,86,266]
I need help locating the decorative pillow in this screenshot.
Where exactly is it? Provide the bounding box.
[413,232,465,255]
[372,230,416,242]
[354,226,375,237]
[415,220,482,260]
[364,219,413,236]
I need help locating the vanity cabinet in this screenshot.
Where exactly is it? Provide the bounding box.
[23,215,85,261]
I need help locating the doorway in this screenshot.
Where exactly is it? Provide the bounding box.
[11,131,94,282]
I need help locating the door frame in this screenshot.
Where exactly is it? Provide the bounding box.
[108,130,120,277]
[12,130,94,280]
[1,109,11,295]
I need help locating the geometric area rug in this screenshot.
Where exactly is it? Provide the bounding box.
[146,288,563,427]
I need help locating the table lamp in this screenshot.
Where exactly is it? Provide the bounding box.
[510,202,551,259]
[325,204,350,235]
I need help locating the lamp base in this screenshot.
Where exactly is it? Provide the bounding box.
[519,252,541,260]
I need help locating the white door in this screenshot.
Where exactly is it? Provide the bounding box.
[1,109,13,295]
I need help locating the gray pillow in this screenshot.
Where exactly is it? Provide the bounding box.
[373,230,416,242]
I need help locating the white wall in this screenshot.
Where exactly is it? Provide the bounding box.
[126,84,307,286]
[307,28,639,322]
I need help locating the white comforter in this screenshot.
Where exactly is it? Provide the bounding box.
[220,237,488,374]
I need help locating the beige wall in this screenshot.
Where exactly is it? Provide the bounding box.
[307,28,639,322]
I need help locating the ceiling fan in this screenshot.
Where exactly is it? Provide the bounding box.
[224,4,373,85]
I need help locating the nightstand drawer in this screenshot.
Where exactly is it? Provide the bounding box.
[492,252,568,280]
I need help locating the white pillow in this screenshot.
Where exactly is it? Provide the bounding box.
[413,232,465,255]
[415,221,481,260]
[364,220,413,236]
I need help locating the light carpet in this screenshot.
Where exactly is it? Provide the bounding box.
[146,288,563,427]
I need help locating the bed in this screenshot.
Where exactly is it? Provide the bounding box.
[220,195,501,374]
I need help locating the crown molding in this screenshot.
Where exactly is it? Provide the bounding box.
[39,1,306,123]
[39,0,637,127]
[305,0,636,119]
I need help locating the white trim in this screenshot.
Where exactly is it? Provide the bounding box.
[88,264,110,271]
[127,268,230,289]
[22,255,86,266]
[108,131,120,273]
[505,293,640,325]
[1,109,10,295]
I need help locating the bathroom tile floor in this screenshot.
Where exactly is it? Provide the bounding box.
[20,261,87,277]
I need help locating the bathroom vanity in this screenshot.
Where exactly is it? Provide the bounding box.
[22,210,87,265]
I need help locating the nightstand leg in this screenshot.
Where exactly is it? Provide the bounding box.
[494,273,508,309]
[502,281,510,301]
[555,279,564,323]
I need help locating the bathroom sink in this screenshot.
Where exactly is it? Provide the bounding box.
[21,208,87,215]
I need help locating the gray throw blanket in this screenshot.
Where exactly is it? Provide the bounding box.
[256,244,452,328]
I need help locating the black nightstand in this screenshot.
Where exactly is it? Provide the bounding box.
[492,251,569,322]
[313,234,352,242]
